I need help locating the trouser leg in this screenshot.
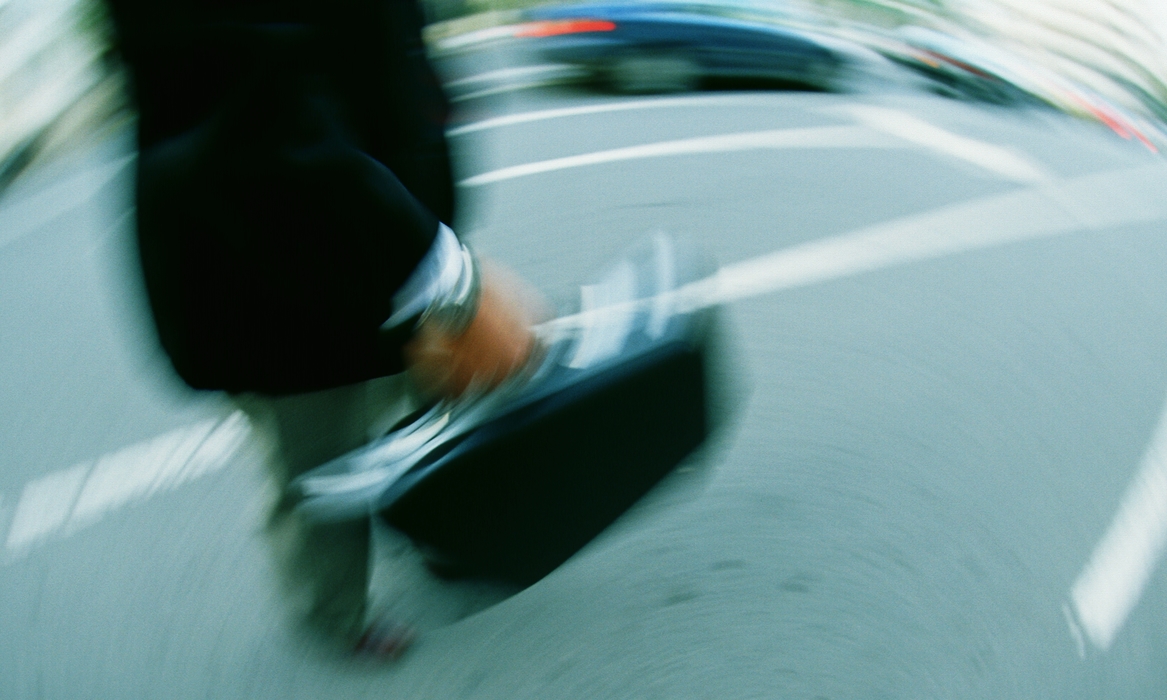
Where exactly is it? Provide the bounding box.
[236,375,415,645]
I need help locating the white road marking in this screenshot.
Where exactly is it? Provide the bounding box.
[537,162,1167,338]
[450,74,585,103]
[447,94,778,136]
[842,105,1052,184]
[433,24,520,52]
[445,64,573,89]
[6,160,1165,578]
[1070,404,1167,651]
[3,411,252,558]
[531,158,1167,654]
[458,102,1051,185]
[459,125,897,186]
[4,464,89,553]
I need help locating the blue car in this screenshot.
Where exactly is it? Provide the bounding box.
[512,2,845,93]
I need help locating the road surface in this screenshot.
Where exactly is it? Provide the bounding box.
[2,60,1167,698]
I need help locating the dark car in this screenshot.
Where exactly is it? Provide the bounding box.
[511,2,846,93]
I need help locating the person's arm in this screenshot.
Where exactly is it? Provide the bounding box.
[106,0,538,394]
[385,224,537,398]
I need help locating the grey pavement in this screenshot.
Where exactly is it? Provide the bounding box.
[2,73,1167,698]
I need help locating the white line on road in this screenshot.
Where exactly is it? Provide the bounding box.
[538,162,1167,338]
[841,105,1052,184]
[5,465,89,553]
[433,24,520,52]
[3,411,252,559]
[529,159,1167,654]
[447,94,779,136]
[1070,405,1167,651]
[450,73,586,103]
[7,162,1166,574]
[445,64,574,89]
[458,105,1051,186]
[458,125,897,186]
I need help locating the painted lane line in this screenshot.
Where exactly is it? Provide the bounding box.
[700,180,1063,305]
[434,24,521,52]
[1070,405,1167,651]
[451,74,586,103]
[4,465,89,554]
[459,126,897,186]
[459,112,1049,187]
[3,411,252,558]
[531,158,1167,653]
[536,162,1167,339]
[452,99,1046,185]
[4,162,1162,576]
[445,64,573,88]
[447,93,781,136]
[842,105,1052,184]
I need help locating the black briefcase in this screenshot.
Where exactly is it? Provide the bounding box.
[294,235,716,586]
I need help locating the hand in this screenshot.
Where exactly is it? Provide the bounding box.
[404,260,544,399]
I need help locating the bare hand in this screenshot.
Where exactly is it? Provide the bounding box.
[404,261,544,399]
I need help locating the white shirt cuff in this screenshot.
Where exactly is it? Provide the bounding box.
[382,223,465,329]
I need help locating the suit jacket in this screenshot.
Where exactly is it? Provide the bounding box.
[106,0,455,393]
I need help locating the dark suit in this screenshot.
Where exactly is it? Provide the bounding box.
[105,0,459,644]
[107,0,455,394]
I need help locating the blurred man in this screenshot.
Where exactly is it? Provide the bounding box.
[104,0,536,657]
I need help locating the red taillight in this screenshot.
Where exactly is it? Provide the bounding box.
[513,19,617,38]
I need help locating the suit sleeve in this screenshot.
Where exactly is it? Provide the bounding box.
[109,0,457,394]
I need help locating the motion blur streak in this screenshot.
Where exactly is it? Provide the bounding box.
[3,412,252,559]
[541,161,1167,337]
[444,65,571,91]
[1071,405,1167,652]
[842,105,1052,183]
[459,126,897,186]
[460,110,1052,187]
[446,95,770,136]
[699,162,1166,306]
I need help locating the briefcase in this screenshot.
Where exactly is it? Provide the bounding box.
[293,234,717,586]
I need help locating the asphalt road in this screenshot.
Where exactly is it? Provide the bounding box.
[3,58,1167,698]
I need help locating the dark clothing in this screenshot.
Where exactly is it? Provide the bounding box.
[233,376,416,644]
[106,0,456,393]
